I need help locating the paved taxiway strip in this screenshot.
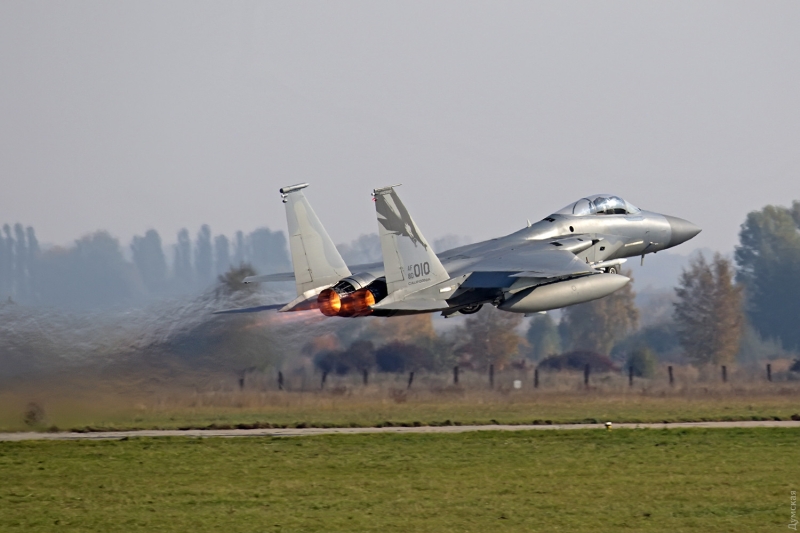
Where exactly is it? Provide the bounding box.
[1,420,798,441]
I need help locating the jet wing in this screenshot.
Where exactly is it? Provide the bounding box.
[371,248,595,312]
[213,288,325,315]
[213,303,286,315]
[243,261,384,284]
[450,247,595,279]
[243,272,295,283]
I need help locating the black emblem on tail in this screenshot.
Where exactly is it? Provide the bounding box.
[376,190,427,249]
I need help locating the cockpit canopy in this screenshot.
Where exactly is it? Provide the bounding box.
[555,194,641,216]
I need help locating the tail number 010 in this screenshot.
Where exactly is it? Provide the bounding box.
[407,261,431,279]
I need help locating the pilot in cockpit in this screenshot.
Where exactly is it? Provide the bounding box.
[556,195,641,216]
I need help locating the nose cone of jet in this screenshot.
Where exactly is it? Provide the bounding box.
[665,216,702,247]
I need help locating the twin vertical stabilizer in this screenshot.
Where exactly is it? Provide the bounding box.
[280,184,351,296]
[372,185,449,300]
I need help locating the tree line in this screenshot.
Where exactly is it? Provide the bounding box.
[0,224,290,309]
[0,223,466,311]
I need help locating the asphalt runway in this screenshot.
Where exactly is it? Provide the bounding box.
[1,420,798,441]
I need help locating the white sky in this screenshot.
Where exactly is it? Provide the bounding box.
[1,1,798,253]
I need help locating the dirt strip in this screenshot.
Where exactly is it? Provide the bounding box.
[1,420,799,441]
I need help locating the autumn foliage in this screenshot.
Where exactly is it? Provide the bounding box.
[673,253,743,366]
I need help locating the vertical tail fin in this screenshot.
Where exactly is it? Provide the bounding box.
[280,183,350,296]
[372,185,449,298]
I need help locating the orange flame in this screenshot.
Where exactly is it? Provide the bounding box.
[318,287,375,317]
[349,288,375,316]
[317,289,341,317]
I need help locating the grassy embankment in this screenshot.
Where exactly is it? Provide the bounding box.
[1,428,796,532]
[1,368,799,431]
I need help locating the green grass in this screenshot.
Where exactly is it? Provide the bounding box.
[1,428,796,532]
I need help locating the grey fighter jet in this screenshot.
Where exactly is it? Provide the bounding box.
[225,183,700,318]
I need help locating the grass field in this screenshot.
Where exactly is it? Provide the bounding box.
[2,374,800,432]
[1,428,796,532]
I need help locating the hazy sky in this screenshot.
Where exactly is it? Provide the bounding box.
[1,1,798,253]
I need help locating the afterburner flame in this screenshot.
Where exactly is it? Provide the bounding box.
[317,287,375,317]
[338,289,374,317]
[317,289,341,317]
[338,296,356,317]
[349,288,376,315]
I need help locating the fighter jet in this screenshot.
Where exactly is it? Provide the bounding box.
[224,183,700,318]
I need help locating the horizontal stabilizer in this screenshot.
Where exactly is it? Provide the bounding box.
[213,303,285,315]
[278,294,321,312]
[243,272,295,283]
[370,299,450,312]
[276,284,336,312]
[243,263,383,284]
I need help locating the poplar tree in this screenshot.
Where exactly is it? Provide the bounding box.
[0,230,9,299]
[247,228,291,274]
[25,227,39,301]
[13,223,28,300]
[214,234,231,275]
[2,225,15,300]
[194,225,213,286]
[174,228,194,288]
[673,253,743,365]
[233,231,246,266]
[131,230,167,293]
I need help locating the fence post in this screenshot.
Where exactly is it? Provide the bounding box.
[584,364,590,387]
[767,363,772,382]
[534,368,539,389]
[489,364,494,389]
[278,371,284,391]
[628,365,634,387]
[407,371,414,390]
[721,365,727,383]
[668,366,674,387]
[321,371,328,390]
[453,366,459,385]
[363,369,368,386]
